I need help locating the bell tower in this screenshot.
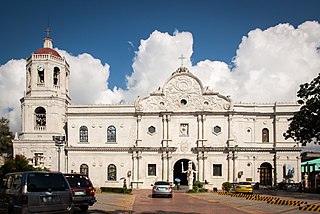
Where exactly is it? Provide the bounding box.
[13,29,71,171]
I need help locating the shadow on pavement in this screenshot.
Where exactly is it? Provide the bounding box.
[256,189,320,200]
[87,209,198,214]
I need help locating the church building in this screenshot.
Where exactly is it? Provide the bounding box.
[13,33,302,189]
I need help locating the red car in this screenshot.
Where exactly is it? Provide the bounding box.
[64,173,96,212]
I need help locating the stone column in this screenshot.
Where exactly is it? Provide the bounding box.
[202,153,207,182]
[197,115,201,147]
[136,115,141,146]
[161,152,165,181]
[137,152,142,181]
[162,115,166,147]
[202,115,206,143]
[197,152,203,181]
[296,156,301,182]
[132,153,136,181]
[273,103,278,186]
[166,151,172,181]
[166,115,171,145]
[227,153,232,182]
[233,152,237,182]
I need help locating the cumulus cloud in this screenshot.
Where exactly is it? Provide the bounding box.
[56,49,118,105]
[230,21,320,102]
[123,30,193,102]
[1,21,320,133]
[0,59,25,131]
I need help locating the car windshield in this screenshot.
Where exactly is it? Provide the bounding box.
[239,182,251,185]
[154,181,170,186]
[65,175,91,188]
[27,173,69,192]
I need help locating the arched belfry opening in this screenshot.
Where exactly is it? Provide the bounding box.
[173,159,196,185]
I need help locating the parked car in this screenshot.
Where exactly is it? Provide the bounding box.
[151,181,173,198]
[64,173,96,212]
[0,171,73,214]
[235,182,253,193]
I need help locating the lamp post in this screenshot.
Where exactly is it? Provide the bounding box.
[52,135,65,171]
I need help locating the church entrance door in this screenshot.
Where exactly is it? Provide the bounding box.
[173,159,196,186]
[259,162,272,186]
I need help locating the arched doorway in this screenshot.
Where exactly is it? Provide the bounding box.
[173,159,196,185]
[259,162,272,186]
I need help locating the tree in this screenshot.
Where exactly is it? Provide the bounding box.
[0,154,49,181]
[0,154,34,179]
[0,117,13,154]
[284,73,320,146]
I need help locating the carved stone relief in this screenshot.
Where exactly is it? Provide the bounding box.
[134,70,232,112]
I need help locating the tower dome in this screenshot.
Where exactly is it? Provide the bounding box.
[33,28,62,58]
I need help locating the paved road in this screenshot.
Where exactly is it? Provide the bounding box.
[82,189,320,214]
[132,190,246,214]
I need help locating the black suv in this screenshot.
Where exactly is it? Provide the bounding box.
[0,171,73,214]
[64,173,96,212]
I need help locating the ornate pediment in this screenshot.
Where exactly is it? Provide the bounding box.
[135,66,232,112]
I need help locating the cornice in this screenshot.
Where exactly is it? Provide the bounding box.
[65,146,300,153]
[65,146,177,153]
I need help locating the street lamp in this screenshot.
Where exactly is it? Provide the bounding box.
[52,135,65,171]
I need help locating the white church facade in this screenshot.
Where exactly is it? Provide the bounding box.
[13,34,302,189]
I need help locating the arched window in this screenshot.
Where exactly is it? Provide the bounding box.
[262,128,269,142]
[28,68,31,89]
[37,64,45,84]
[80,164,89,175]
[34,107,46,131]
[53,67,60,87]
[79,126,88,142]
[107,125,116,142]
[107,164,117,181]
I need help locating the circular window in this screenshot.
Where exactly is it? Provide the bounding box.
[180,99,187,105]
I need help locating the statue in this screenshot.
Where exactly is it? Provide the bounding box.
[181,161,197,190]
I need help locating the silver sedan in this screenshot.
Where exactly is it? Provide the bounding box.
[151,181,173,198]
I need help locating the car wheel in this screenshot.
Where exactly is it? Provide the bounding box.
[152,194,155,198]
[80,205,89,212]
[168,194,173,198]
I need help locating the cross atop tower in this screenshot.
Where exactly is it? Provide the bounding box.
[44,27,52,38]
[178,54,186,67]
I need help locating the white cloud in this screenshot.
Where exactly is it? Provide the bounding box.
[0,59,25,132]
[230,21,320,102]
[56,50,113,104]
[123,30,193,102]
[1,21,320,133]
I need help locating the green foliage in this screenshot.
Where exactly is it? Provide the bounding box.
[186,180,208,193]
[0,117,13,154]
[222,182,232,191]
[198,188,208,192]
[193,180,203,188]
[0,154,45,181]
[284,73,320,146]
[186,188,196,193]
[193,185,198,192]
[100,187,132,194]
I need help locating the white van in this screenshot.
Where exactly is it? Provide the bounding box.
[0,171,73,214]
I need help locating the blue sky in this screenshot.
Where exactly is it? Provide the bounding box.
[1,0,319,89]
[1,0,320,135]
